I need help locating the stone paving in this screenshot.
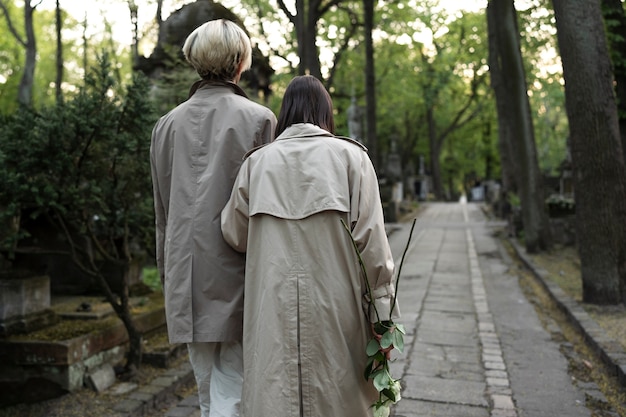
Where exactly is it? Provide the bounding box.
[150,201,621,417]
[391,203,511,417]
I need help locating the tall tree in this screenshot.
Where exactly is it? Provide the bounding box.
[276,0,325,79]
[422,53,486,200]
[487,0,552,253]
[55,0,63,103]
[417,11,489,201]
[363,0,378,170]
[552,0,626,304]
[601,0,626,167]
[128,0,139,68]
[487,3,517,195]
[274,0,359,85]
[0,0,38,107]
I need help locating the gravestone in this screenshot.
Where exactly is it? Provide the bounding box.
[347,96,364,142]
[414,155,430,201]
[382,138,403,222]
[0,273,57,337]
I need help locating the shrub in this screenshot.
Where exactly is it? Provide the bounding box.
[0,53,158,370]
[545,194,576,217]
[0,53,156,269]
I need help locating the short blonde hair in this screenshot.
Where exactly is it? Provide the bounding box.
[182,19,252,81]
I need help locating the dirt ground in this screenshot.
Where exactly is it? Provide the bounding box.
[526,244,626,352]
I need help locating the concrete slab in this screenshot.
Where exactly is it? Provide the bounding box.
[393,399,489,417]
[85,363,116,393]
[401,375,487,407]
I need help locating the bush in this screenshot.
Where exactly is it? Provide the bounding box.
[546,194,576,217]
[142,266,162,292]
[0,53,159,371]
[0,53,157,275]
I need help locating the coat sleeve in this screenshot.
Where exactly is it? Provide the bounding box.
[351,154,400,323]
[221,159,251,253]
[150,125,167,287]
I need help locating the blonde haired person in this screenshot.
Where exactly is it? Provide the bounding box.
[150,19,277,417]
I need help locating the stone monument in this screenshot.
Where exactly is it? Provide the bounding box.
[347,96,364,142]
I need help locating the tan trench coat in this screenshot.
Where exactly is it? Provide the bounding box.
[150,81,276,343]
[221,123,398,417]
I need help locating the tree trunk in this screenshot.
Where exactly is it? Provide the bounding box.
[487,2,517,195]
[363,0,378,171]
[601,0,626,167]
[18,1,36,107]
[427,107,444,199]
[295,0,306,76]
[488,0,551,253]
[82,15,88,74]
[114,274,143,371]
[0,0,38,106]
[292,0,323,80]
[93,266,143,371]
[128,0,139,69]
[55,0,63,104]
[553,0,626,304]
[305,1,322,81]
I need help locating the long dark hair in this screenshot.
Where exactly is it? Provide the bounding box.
[275,75,336,137]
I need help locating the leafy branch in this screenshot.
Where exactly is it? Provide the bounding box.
[341,217,417,417]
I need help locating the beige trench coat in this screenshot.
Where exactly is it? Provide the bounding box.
[150,81,276,343]
[221,123,398,417]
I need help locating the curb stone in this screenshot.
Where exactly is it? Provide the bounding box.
[112,360,195,417]
[508,238,626,388]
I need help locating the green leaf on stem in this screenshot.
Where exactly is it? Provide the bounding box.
[372,370,392,392]
[380,330,394,349]
[374,321,392,335]
[392,330,404,353]
[395,323,406,335]
[366,338,381,356]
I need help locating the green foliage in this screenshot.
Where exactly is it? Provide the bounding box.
[0,53,157,269]
[150,44,198,115]
[545,193,575,217]
[508,192,521,208]
[0,2,132,111]
[0,0,24,113]
[142,266,162,291]
[516,2,569,175]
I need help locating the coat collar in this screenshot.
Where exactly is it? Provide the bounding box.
[277,123,368,151]
[276,123,334,140]
[187,79,249,99]
[243,123,368,160]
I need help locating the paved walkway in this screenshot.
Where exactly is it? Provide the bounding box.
[387,202,591,417]
[159,202,605,417]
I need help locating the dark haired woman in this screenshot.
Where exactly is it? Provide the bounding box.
[221,75,398,417]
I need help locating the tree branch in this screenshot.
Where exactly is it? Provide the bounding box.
[0,0,26,46]
[276,0,295,25]
[326,5,359,90]
[318,0,343,18]
[436,70,487,148]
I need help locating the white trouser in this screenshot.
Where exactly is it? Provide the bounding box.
[187,341,243,417]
